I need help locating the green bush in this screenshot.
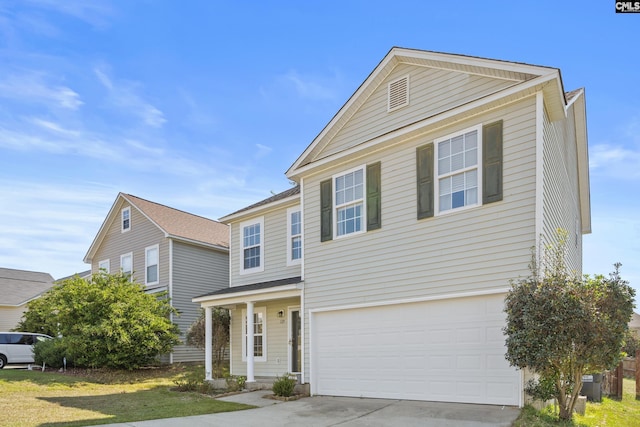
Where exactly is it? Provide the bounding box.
[34,338,68,368]
[272,373,296,397]
[225,375,246,392]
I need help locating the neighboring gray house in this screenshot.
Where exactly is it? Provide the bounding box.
[195,47,590,407]
[85,193,229,363]
[0,268,54,331]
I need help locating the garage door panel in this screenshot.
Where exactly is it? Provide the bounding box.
[312,294,520,405]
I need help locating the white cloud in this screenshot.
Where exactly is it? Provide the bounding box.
[94,66,166,128]
[0,72,83,110]
[283,69,340,101]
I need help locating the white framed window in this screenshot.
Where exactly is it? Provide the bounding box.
[120,252,133,279]
[287,206,302,266]
[334,166,365,238]
[121,207,131,233]
[98,259,110,273]
[241,307,266,362]
[240,217,264,274]
[145,245,159,285]
[435,125,482,214]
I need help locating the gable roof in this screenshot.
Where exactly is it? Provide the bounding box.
[286,47,568,179]
[0,267,54,306]
[84,193,229,263]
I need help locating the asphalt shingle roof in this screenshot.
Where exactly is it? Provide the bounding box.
[0,267,54,306]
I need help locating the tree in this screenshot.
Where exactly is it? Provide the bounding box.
[16,272,181,369]
[186,308,230,375]
[503,230,635,421]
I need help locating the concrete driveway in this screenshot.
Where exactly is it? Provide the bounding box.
[104,390,521,427]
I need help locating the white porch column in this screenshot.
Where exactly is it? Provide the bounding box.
[204,306,213,381]
[246,301,255,383]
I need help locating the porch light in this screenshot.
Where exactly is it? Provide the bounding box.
[277,310,284,318]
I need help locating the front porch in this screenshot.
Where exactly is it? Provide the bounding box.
[193,277,303,385]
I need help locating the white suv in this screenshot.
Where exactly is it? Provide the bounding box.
[0,332,52,368]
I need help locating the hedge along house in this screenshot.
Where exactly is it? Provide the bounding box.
[194,47,590,406]
[85,193,229,363]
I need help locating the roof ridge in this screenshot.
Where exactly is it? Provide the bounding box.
[123,193,223,224]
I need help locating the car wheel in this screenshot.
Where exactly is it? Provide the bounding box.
[0,354,6,369]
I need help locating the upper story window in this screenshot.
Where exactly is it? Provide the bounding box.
[417,121,503,220]
[145,245,159,285]
[120,253,133,279]
[240,217,264,274]
[334,166,365,238]
[98,259,110,273]
[287,207,302,266]
[435,125,481,213]
[121,207,131,233]
[320,162,381,242]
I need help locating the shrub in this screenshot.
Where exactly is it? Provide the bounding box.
[34,338,68,368]
[225,375,246,392]
[272,373,296,397]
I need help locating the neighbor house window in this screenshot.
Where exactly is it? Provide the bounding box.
[120,253,132,279]
[242,307,266,362]
[287,207,302,265]
[334,166,365,238]
[145,245,159,285]
[98,259,110,273]
[240,217,264,274]
[121,207,131,232]
[435,125,481,213]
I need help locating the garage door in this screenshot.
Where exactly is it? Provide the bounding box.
[311,293,520,405]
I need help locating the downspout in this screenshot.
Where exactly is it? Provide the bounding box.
[169,238,174,365]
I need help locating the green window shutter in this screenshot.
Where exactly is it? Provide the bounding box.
[320,179,333,242]
[366,162,382,231]
[416,143,434,219]
[483,120,503,204]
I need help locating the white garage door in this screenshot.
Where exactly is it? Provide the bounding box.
[311,293,520,405]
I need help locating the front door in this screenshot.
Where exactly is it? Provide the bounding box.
[289,307,301,374]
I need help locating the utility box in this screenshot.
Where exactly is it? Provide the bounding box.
[581,373,603,402]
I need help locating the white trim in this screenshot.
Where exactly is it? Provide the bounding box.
[194,284,301,305]
[121,206,131,233]
[535,91,545,262]
[239,217,265,275]
[300,177,305,281]
[145,244,159,286]
[98,259,110,274]
[332,164,367,239]
[241,306,267,363]
[433,124,483,216]
[300,281,305,382]
[309,287,510,314]
[287,306,301,374]
[119,252,133,278]
[286,206,302,266]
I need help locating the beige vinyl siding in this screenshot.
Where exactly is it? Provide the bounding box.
[319,64,519,160]
[229,203,301,287]
[301,97,538,382]
[171,241,229,363]
[91,199,170,289]
[542,104,582,273]
[229,298,300,377]
[0,306,26,330]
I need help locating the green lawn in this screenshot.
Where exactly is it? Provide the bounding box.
[0,366,253,427]
[513,378,639,427]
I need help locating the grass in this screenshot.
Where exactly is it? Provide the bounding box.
[0,365,254,427]
[512,378,640,427]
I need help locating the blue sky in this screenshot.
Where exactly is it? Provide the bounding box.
[0,1,638,298]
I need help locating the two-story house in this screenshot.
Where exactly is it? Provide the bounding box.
[194,47,590,407]
[85,193,229,363]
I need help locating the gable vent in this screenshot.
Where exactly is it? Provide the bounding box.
[387,75,409,112]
